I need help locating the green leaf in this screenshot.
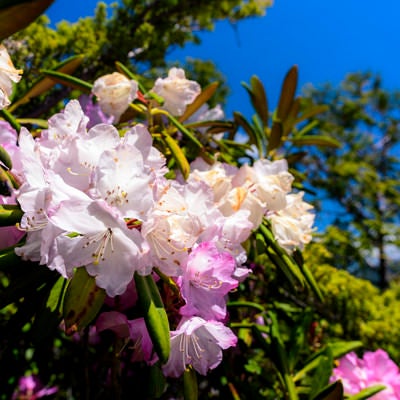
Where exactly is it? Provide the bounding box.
[183,367,198,400]
[0,144,12,170]
[134,272,170,364]
[290,135,341,148]
[0,204,23,226]
[347,385,387,400]
[163,132,190,179]
[268,121,283,152]
[62,267,106,335]
[313,380,344,400]
[146,364,166,398]
[299,263,324,302]
[329,341,363,359]
[276,66,298,121]
[0,108,20,132]
[40,69,93,92]
[268,311,299,400]
[234,111,263,155]
[167,114,203,149]
[10,55,85,111]
[179,82,219,122]
[242,75,269,126]
[294,104,329,125]
[0,0,54,40]
[31,276,67,343]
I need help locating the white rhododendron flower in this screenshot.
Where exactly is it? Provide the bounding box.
[92,72,138,122]
[152,67,201,116]
[0,44,22,109]
[269,191,315,253]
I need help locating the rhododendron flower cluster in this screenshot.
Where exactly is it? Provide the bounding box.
[1,61,315,378]
[331,350,400,399]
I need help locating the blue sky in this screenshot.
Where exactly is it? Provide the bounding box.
[45,0,400,119]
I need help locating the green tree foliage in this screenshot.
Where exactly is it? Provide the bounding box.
[305,242,400,365]
[300,72,400,288]
[5,0,271,118]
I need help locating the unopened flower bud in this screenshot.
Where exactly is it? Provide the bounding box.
[92,72,138,122]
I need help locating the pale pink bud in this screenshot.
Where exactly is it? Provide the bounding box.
[92,72,138,122]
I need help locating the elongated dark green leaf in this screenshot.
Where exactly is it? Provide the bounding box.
[10,55,84,111]
[0,145,12,170]
[299,263,324,302]
[167,114,203,149]
[276,66,298,121]
[242,75,269,126]
[183,367,198,400]
[259,222,306,288]
[31,276,67,343]
[268,121,283,152]
[268,312,299,400]
[0,108,20,132]
[40,69,93,92]
[163,132,190,179]
[0,0,54,40]
[147,365,166,398]
[234,111,263,155]
[313,380,344,400]
[294,104,329,125]
[347,385,386,400]
[63,267,106,335]
[291,135,341,148]
[134,272,170,364]
[179,82,219,123]
[329,341,363,359]
[0,204,23,226]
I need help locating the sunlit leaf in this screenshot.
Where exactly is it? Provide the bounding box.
[347,385,387,400]
[40,69,93,92]
[0,204,23,226]
[134,272,170,364]
[242,75,269,126]
[183,367,198,400]
[268,121,283,152]
[276,65,298,121]
[179,82,219,122]
[291,135,341,148]
[163,132,190,179]
[63,267,106,335]
[10,55,85,111]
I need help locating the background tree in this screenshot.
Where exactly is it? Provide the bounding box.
[4,0,272,118]
[299,72,400,288]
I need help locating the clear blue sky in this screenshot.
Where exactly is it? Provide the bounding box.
[45,0,400,119]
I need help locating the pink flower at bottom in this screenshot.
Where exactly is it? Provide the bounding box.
[331,350,400,399]
[162,316,237,378]
[12,375,58,399]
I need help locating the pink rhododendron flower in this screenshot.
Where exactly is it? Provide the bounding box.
[96,312,156,364]
[331,350,400,399]
[79,94,114,127]
[152,67,200,116]
[12,374,58,400]
[178,241,238,320]
[162,316,237,377]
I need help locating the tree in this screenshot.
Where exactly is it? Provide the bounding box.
[4,0,271,118]
[300,72,400,288]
